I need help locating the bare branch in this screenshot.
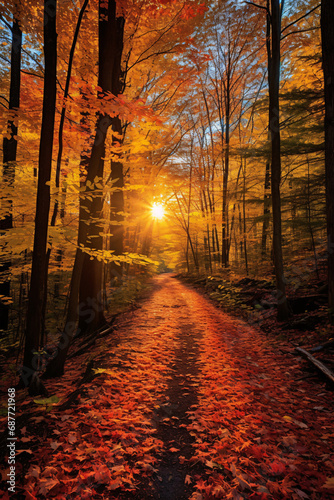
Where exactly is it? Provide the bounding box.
[22,69,44,79]
[244,1,269,13]
[0,14,12,32]
[281,4,320,34]
[281,26,319,41]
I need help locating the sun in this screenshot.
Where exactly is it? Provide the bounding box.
[151,202,165,219]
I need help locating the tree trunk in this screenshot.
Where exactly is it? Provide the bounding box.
[261,160,271,258]
[109,117,125,283]
[43,0,125,377]
[0,13,22,333]
[242,159,248,275]
[79,4,125,333]
[268,0,291,320]
[42,0,89,333]
[21,0,57,391]
[321,0,334,324]
[108,14,126,280]
[222,81,230,267]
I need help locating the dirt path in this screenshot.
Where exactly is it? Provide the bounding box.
[5,274,334,499]
[111,274,334,499]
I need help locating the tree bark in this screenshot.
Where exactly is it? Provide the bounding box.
[79,3,125,332]
[321,0,334,323]
[222,65,230,268]
[108,116,125,283]
[0,12,22,332]
[268,0,291,320]
[107,13,126,282]
[21,0,57,390]
[261,160,271,258]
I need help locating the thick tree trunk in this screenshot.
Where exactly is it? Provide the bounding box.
[42,0,89,336]
[222,84,230,267]
[106,14,125,282]
[261,160,271,258]
[108,117,125,283]
[321,0,334,324]
[79,3,125,333]
[268,0,291,320]
[44,0,125,377]
[21,0,57,390]
[0,14,22,333]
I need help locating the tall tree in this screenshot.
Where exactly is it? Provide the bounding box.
[78,0,125,332]
[321,0,334,323]
[0,5,22,332]
[21,0,57,392]
[267,0,291,320]
[44,0,125,377]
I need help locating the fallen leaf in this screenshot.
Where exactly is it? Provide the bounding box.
[68,433,77,444]
[323,477,334,489]
[50,441,61,450]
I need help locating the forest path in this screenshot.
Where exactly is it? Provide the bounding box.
[111,274,334,499]
[14,274,334,500]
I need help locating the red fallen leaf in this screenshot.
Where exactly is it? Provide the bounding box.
[185,474,192,484]
[249,493,269,500]
[269,461,286,475]
[25,465,40,479]
[235,474,252,491]
[68,432,77,444]
[50,441,62,450]
[169,447,180,452]
[38,478,59,495]
[190,493,203,500]
[24,491,38,500]
[179,455,186,464]
[195,478,207,491]
[42,466,59,477]
[250,444,268,459]
[107,478,122,491]
[21,437,32,443]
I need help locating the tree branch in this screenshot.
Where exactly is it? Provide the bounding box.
[281,26,319,41]
[245,1,269,13]
[0,14,13,32]
[281,4,320,34]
